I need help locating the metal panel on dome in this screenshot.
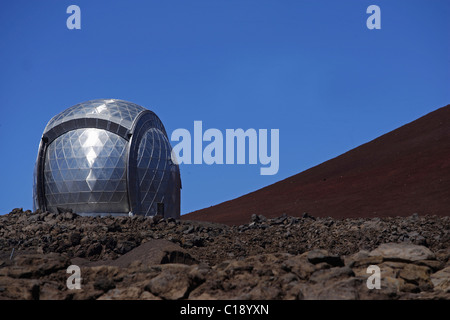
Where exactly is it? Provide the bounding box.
[43,128,129,214]
[136,128,173,216]
[44,99,146,133]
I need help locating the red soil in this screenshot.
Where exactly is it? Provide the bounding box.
[182,104,450,226]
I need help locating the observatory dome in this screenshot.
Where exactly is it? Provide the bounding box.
[33,99,181,218]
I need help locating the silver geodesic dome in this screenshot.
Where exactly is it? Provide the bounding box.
[32,99,181,218]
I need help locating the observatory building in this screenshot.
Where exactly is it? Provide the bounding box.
[32,99,181,218]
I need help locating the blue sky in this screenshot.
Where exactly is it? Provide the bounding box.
[0,0,449,215]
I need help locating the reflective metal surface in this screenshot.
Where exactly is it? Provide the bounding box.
[33,99,181,218]
[136,128,172,216]
[44,99,145,132]
[44,128,129,214]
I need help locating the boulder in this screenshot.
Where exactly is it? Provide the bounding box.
[144,264,193,300]
[84,239,197,268]
[369,243,435,262]
[430,266,450,292]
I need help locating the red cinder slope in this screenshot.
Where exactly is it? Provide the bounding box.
[182,105,450,226]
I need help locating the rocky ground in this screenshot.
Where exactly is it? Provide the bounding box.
[0,208,449,300]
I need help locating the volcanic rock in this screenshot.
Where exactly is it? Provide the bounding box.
[369,243,436,262]
[0,209,449,300]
